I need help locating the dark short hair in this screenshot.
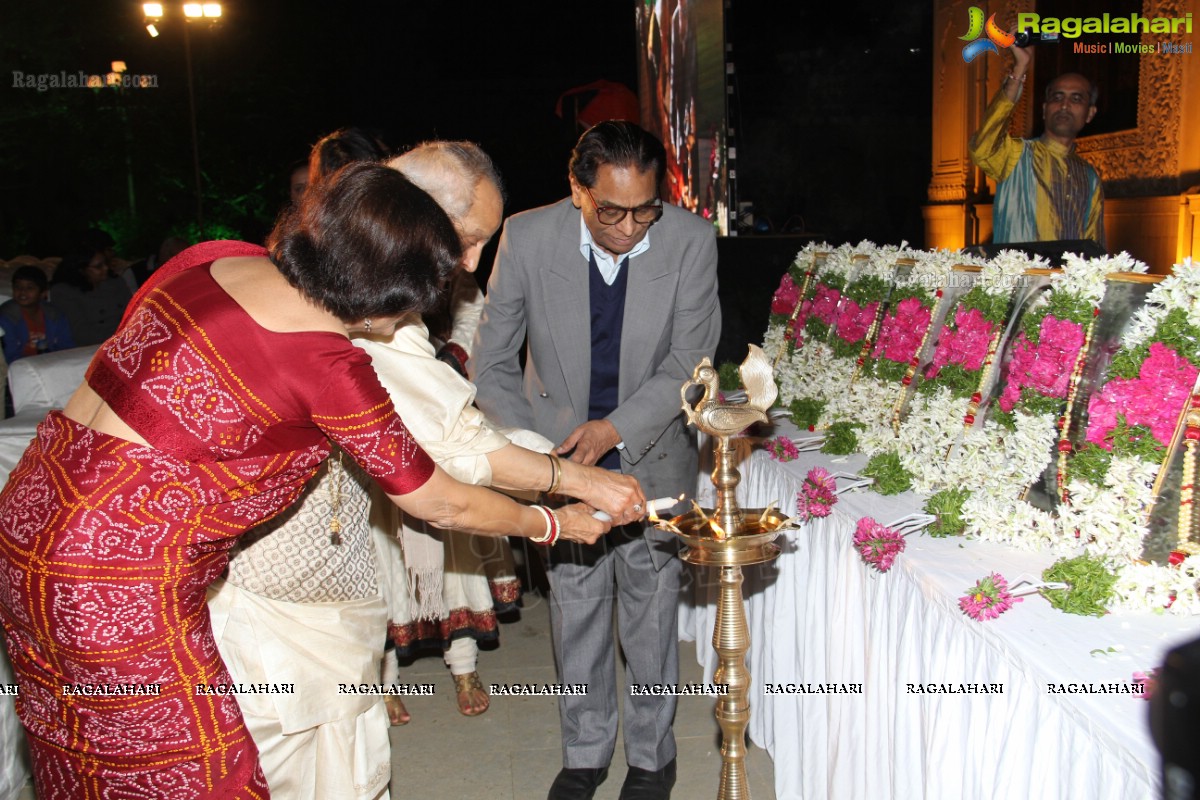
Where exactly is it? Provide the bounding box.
[12,265,47,291]
[569,121,667,189]
[267,162,462,321]
[309,128,389,184]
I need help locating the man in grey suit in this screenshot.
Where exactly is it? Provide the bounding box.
[472,121,720,800]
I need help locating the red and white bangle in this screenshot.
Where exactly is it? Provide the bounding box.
[529,504,560,546]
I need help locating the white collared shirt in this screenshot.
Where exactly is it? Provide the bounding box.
[578,214,652,285]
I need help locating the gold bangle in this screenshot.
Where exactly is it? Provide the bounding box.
[546,452,562,495]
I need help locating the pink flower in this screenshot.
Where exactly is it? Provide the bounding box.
[798,467,838,520]
[834,299,879,345]
[1132,668,1159,700]
[926,306,996,378]
[852,517,906,572]
[809,285,841,325]
[1085,342,1199,448]
[766,436,800,463]
[872,297,932,364]
[958,573,1021,621]
[771,274,801,316]
[998,317,1086,412]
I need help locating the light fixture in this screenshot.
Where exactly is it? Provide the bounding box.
[111,61,128,73]
[202,3,221,18]
[183,3,202,18]
[146,23,159,36]
[143,2,163,18]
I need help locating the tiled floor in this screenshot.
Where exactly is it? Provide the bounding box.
[389,590,776,800]
[16,591,775,800]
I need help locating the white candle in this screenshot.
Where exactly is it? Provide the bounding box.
[592,495,685,522]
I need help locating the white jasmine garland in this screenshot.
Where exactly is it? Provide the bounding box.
[1122,258,1200,352]
[962,492,1065,552]
[1109,557,1200,616]
[1057,251,1147,305]
[981,249,1049,297]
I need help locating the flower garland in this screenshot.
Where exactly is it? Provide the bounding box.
[797,467,838,521]
[803,245,858,342]
[853,516,906,572]
[830,243,908,359]
[767,241,831,364]
[959,573,1021,620]
[964,254,1139,551]
[1058,259,1200,613]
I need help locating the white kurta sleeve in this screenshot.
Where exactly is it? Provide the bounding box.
[355,319,509,485]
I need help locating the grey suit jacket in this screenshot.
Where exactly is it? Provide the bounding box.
[472,198,720,566]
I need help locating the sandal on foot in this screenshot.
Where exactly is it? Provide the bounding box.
[385,695,410,726]
[452,672,489,717]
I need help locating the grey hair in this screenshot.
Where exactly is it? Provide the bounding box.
[388,141,504,224]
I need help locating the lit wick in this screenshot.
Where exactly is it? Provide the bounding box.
[709,518,728,541]
[648,502,685,536]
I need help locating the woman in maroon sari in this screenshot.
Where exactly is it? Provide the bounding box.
[0,164,620,799]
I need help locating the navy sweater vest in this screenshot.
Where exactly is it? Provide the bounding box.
[588,250,628,470]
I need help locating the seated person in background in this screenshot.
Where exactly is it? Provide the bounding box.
[48,244,132,346]
[0,265,74,363]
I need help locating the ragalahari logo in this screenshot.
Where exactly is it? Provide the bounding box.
[961,7,1015,62]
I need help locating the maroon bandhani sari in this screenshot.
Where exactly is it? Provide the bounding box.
[0,242,433,799]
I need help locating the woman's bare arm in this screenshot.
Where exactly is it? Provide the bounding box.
[388,466,608,545]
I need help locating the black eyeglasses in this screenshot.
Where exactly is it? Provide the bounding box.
[583,185,664,226]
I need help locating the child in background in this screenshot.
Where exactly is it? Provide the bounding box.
[0,265,75,363]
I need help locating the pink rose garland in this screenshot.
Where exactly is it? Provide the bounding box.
[834,298,879,345]
[998,315,1087,412]
[871,296,932,365]
[809,284,841,326]
[771,273,801,316]
[926,306,996,378]
[1085,342,1199,449]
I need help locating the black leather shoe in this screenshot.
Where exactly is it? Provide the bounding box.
[618,758,677,800]
[547,766,609,800]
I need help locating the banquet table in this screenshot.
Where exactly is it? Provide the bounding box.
[677,423,1199,800]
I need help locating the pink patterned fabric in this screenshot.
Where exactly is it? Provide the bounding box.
[0,242,434,799]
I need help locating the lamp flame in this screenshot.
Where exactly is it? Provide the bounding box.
[710,518,727,541]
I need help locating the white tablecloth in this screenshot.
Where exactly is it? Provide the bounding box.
[678,429,1199,800]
